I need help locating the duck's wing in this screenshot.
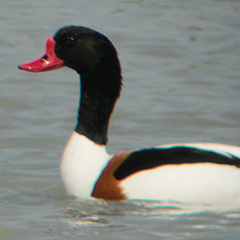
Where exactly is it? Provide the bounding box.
[114,144,240,180]
[92,143,240,201]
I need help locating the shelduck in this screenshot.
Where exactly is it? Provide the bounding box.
[19,26,240,204]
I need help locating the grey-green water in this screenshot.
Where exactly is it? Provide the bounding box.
[1,0,240,239]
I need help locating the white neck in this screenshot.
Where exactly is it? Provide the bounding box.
[60,132,111,197]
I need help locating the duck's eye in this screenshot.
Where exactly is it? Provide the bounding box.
[66,36,76,45]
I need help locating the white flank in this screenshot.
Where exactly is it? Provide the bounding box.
[121,163,240,204]
[61,132,111,197]
[121,143,240,204]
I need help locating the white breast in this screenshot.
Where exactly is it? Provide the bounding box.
[60,132,111,197]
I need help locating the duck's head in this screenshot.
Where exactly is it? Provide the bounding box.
[19,25,122,79]
[19,26,122,145]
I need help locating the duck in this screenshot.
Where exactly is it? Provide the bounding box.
[19,25,240,204]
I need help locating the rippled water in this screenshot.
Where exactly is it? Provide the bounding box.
[1,0,240,239]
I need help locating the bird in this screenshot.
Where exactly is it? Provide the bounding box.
[19,25,240,204]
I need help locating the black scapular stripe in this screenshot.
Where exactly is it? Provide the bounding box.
[114,146,240,180]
